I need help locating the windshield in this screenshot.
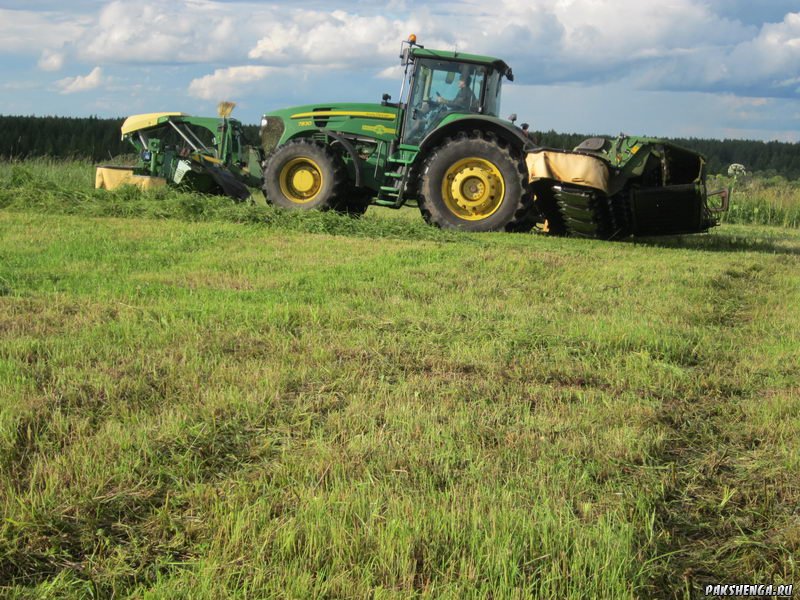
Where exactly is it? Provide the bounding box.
[402,58,503,145]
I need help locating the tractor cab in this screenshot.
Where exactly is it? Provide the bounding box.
[398,41,514,145]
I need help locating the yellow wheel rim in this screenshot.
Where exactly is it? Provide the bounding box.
[441,157,505,220]
[279,157,324,204]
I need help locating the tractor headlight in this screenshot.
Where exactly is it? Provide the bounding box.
[260,116,268,129]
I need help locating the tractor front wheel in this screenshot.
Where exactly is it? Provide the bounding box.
[263,140,347,211]
[419,132,533,231]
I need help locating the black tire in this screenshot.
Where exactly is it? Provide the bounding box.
[418,131,534,232]
[263,140,347,211]
[339,186,372,217]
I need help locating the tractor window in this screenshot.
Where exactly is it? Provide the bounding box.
[402,59,487,145]
[483,70,502,118]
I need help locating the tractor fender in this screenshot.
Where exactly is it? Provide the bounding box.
[418,115,533,159]
[321,130,363,188]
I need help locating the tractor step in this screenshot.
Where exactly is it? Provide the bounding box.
[374,199,404,207]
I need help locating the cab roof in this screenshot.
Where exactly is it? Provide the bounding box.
[410,48,513,79]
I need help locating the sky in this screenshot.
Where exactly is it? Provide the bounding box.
[1,0,799,141]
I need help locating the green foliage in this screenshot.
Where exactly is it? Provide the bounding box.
[0,115,128,162]
[3,115,800,179]
[709,173,800,228]
[2,159,798,234]
[0,161,799,597]
[0,160,461,242]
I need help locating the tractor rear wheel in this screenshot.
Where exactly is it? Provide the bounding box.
[419,132,533,232]
[263,140,347,211]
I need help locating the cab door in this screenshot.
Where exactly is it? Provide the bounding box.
[401,59,484,146]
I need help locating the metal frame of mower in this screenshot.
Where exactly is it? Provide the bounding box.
[110,112,263,200]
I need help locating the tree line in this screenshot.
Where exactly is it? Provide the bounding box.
[2,115,799,179]
[1,115,129,161]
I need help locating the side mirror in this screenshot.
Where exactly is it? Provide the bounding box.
[508,113,517,124]
[382,93,392,105]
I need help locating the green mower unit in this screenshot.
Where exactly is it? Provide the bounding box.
[259,35,728,237]
[96,107,263,201]
[527,135,730,238]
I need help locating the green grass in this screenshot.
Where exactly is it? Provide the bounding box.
[712,174,800,228]
[0,161,799,598]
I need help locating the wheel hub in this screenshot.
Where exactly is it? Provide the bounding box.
[291,169,316,194]
[280,158,323,203]
[451,167,498,210]
[442,158,505,220]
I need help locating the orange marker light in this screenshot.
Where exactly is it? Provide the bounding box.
[408,34,417,44]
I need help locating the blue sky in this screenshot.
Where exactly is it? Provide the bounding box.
[1,0,799,141]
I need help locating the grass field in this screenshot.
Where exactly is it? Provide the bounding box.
[1,162,799,598]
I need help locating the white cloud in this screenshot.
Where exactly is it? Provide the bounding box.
[79,1,260,64]
[630,11,800,95]
[0,8,87,53]
[377,65,404,80]
[2,1,800,101]
[248,9,422,67]
[38,49,65,71]
[57,67,103,94]
[726,13,800,83]
[188,65,276,100]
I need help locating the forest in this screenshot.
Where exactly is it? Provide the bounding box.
[2,114,799,179]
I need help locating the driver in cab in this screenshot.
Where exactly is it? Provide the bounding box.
[404,70,478,143]
[437,74,477,111]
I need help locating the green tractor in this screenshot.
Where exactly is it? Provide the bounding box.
[259,35,728,236]
[96,105,263,201]
[260,36,533,232]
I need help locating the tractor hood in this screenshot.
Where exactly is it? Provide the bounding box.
[267,102,399,130]
[261,102,402,155]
